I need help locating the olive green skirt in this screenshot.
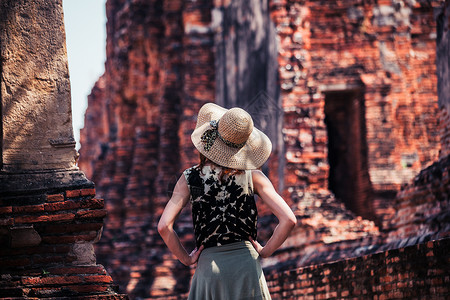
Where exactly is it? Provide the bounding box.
[188,241,271,300]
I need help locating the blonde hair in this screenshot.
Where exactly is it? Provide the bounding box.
[197,153,243,182]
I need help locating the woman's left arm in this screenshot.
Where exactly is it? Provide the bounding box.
[250,170,297,258]
[157,175,204,266]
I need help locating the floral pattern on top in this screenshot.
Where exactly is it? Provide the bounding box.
[183,165,258,249]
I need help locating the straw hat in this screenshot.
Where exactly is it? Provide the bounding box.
[191,103,272,170]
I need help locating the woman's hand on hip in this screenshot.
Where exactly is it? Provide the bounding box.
[186,245,204,265]
[249,237,269,258]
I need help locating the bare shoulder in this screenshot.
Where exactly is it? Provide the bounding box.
[251,169,275,193]
[251,169,268,182]
[252,170,272,184]
[174,173,189,193]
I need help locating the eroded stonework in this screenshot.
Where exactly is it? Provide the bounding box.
[0,0,127,298]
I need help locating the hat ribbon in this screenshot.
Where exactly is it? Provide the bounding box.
[200,120,246,151]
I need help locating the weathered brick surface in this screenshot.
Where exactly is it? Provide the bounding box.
[387,155,450,243]
[0,188,127,299]
[46,193,65,202]
[77,0,448,298]
[76,0,212,297]
[265,238,450,300]
[272,0,440,212]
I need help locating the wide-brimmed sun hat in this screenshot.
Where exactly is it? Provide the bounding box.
[191,103,272,170]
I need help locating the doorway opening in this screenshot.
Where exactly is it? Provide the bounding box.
[324,89,374,221]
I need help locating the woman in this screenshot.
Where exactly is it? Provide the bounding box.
[158,103,297,299]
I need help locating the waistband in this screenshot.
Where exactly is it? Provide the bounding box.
[202,240,255,255]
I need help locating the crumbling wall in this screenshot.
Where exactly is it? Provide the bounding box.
[384,0,450,245]
[265,238,450,300]
[273,0,441,217]
[79,0,215,298]
[387,156,450,243]
[265,0,445,272]
[78,0,448,298]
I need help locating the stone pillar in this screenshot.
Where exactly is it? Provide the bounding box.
[1,0,77,172]
[0,0,89,192]
[0,0,127,298]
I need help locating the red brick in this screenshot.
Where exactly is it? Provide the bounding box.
[84,275,114,284]
[80,188,96,197]
[14,213,75,224]
[13,204,45,213]
[67,285,108,293]
[76,209,107,219]
[77,0,447,299]
[14,215,48,223]
[66,189,82,198]
[46,194,64,202]
[0,206,12,214]
[81,198,104,209]
[91,296,129,300]
[44,200,81,212]
[22,275,84,286]
[47,266,107,275]
[341,290,349,297]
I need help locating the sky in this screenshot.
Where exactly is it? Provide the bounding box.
[63,0,107,149]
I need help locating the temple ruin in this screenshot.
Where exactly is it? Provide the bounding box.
[1,0,449,299]
[77,0,449,298]
[0,0,126,298]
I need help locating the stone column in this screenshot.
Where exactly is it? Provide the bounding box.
[0,0,88,190]
[0,1,127,298]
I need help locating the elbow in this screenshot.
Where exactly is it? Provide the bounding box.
[290,216,297,229]
[157,219,170,237]
[286,213,297,230]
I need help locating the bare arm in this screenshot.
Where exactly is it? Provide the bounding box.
[250,170,297,258]
[157,174,204,266]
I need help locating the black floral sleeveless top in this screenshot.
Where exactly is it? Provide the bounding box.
[183,165,258,248]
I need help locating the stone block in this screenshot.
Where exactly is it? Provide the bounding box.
[9,226,42,248]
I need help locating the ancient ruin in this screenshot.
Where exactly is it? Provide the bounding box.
[0,0,126,298]
[1,0,449,299]
[76,0,450,298]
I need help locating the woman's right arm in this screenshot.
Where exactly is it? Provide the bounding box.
[157,175,204,265]
[250,170,297,258]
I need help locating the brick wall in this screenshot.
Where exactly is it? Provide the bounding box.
[387,155,450,243]
[77,0,448,298]
[272,0,441,212]
[382,0,450,247]
[265,238,450,300]
[79,0,214,298]
[0,187,127,298]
